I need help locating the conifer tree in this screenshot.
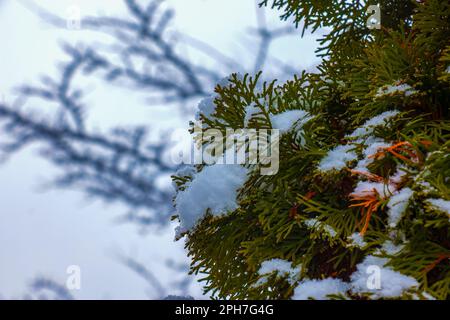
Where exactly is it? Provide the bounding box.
[173,0,450,299]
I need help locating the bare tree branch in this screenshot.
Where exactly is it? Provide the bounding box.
[252,0,296,73]
[28,277,74,300]
[119,256,167,298]
[17,0,228,103]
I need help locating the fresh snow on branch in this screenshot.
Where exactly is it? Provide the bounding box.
[269,110,311,134]
[387,187,414,227]
[375,241,405,256]
[318,110,400,172]
[426,198,450,215]
[195,74,243,121]
[304,218,338,238]
[293,278,349,300]
[256,259,300,285]
[376,83,417,97]
[318,144,358,171]
[347,232,367,248]
[353,138,391,172]
[175,164,249,235]
[350,181,397,198]
[244,103,262,126]
[350,255,418,298]
[347,110,400,139]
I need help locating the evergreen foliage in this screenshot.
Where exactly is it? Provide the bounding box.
[173,0,450,299]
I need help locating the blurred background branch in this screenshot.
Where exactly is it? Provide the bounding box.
[1,0,299,228]
[0,0,305,299]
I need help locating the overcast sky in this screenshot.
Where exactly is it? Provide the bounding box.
[0,0,319,299]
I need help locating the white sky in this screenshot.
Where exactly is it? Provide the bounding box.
[0,0,319,299]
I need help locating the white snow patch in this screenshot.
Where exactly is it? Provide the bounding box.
[347,233,367,248]
[318,144,357,171]
[323,225,337,238]
[319,111,400,172]
[244,103,261,126]
[389,166,408,184]
[375,241,405,256]
[351,181,397,198]
[270,110,311,134]
[257,259,300,285]
[417,181,437,194]
[175,165,248,232]
[426,198,450,215]
[304,219,337,238]
[350,255,418,298]
[293,278,349,300]
[376,83,416,97]
[172,166,197,193]
[304,218,319,228]
[174,165,196,178]
[422,292,437,300]
[348,110,400,139]
[387,188,414,227]
[354,138,391,171]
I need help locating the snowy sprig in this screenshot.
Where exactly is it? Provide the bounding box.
[376,83,417,98]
